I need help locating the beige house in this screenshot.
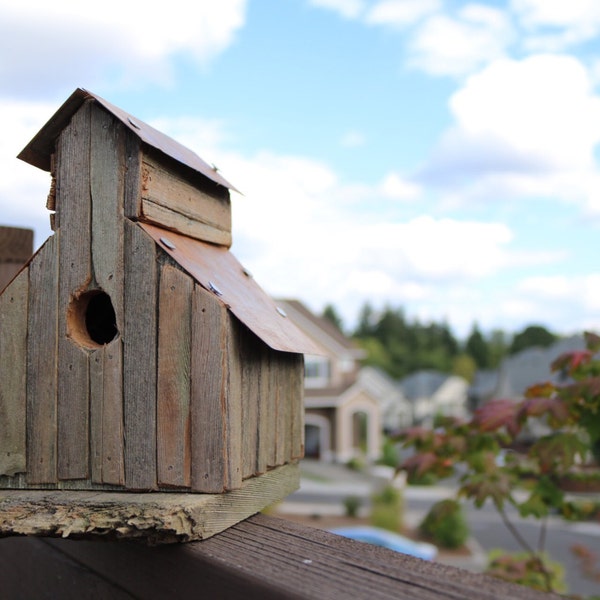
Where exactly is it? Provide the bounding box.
[277,300,388,463]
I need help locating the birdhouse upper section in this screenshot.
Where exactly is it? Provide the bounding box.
[20,88,237,248]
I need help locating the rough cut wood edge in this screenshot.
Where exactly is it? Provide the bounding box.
[0,463,299,545]
[0,513,561,600]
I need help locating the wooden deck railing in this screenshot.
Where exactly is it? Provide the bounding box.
[0,513,561,599]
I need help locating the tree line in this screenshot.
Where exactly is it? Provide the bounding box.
[321,303,559,381]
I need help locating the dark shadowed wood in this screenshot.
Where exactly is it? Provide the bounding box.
[0,513,562,600]
[0,537,134,600]
[90,339,124,485]
[56,101,92,480]
[26,236,58,484]
[191,283,228,492]
[157,264,192,488]
[89,104,126,486]
[123,221,157,490]
[0,268,28,476]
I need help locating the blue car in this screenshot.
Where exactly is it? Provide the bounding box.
[330,526,438,561]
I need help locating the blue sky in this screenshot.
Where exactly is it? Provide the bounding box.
[2,0,600,338]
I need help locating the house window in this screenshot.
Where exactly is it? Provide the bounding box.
[304,356,330,388]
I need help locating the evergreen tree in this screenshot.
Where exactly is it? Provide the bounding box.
[321,303,343,332]
[465,323,490,369]
[509,325,558,355]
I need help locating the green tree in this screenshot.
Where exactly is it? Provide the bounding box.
[465,323,490,369]
[510,325,558,355]
[321,303,343,332]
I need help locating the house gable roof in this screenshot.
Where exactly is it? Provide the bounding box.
[18,88,238,193]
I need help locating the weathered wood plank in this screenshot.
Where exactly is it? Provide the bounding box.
[290,353,305,460]
[0,464,299,543]
[56,101,92,480]
[89,103,125,486]
[90,340,124,485]
[26,235,58,484]
[140,156,231,246]
[256,343,271,475]
[191,283,228,492]
[0,510,561,600]
[225,316,243,490]
[90,102,125,321]
[267,351,280,469]
[123,132,142,218]
[240,326,260,479]
[123,221,157,490]
[157,264,192,488]
[0,268,29,477]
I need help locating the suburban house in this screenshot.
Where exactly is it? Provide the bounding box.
[469,334,586,410]
[276,299,409,463]
[399,370,470,427]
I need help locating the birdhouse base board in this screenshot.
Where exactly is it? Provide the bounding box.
[0,463,299,545]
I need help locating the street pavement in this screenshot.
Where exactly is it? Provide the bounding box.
[279,459,600,598]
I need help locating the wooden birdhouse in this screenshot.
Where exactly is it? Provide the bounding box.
[0,89,316,543]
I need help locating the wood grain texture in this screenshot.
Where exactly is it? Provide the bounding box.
[225,316,243,490]
[256,344,271,475]
[267,352,280,469]
[140,157,231,247]
[123,131,142,218]
[0,509,561,600]
[290,353,305,460]
[190,283,228,492]
[90,339,124,485]
[89,104,125,486]
[123,221,157,490]
[0,268,29,476]
[239,325,260,479]
[157,264,192,488]
[0,464,299,543]
[56,101,92,480]
[26,235,58,484]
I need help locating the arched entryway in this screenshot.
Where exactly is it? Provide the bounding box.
[304,414,332,461]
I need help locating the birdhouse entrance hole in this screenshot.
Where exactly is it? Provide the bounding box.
[68,290,118,348]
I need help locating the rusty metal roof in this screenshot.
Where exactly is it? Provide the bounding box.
[18,88,238,192]
[140,223,320,355]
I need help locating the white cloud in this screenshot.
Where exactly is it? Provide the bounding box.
[308,0,365,19]
[365,0,441,28]
[0,99,55,247]
[511,0,600,49]
[420,54,600,210]
[379,173,421,200]
[0,0,247,96]
[408,4,514,77]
